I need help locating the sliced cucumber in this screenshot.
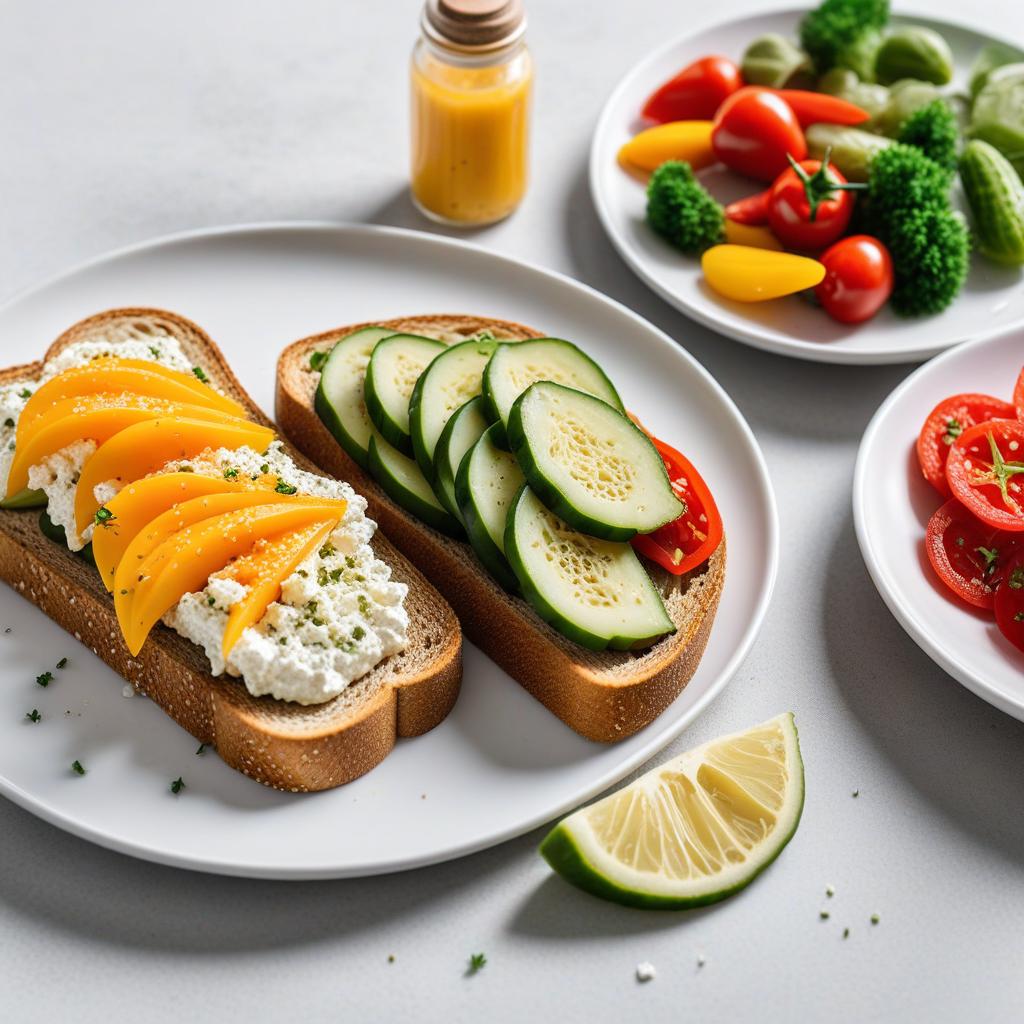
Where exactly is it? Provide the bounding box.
[482,338,623,445]
[508,382,682,542]
[364,334,445,455]
[433,396,490,520]
[39,510,95,566]
[367,432,463,539]
[409,337,499,480]
[313,326,396,470]
[0,486,47,510]
[504,486,674,651]
[456,424,524,592]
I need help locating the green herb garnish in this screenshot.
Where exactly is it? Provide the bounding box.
[467,953,487,975]
[56,657,68,669]
[309,350,328,372]
[94,506,116,528]
[71,760,85,775]
[944,418,963,443]
[976,546,999,577]
[18,388,31,399]
[274,478,297,495]
[870,913,880,925]
[207,595,216,607]
[3,418,13,429]
[192,365,209,383]
[223,467,239,480]
[260,463,270,474]
[170,777,185,795]
[148,345,162,358]
[36,671,53,688]
[1008,567,1024,591]
[196,743,206,755]
[319,543,335,559]
[25,709,41,722]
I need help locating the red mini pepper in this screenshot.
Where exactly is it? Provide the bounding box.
[642,56,743,123]
[725,190,771,225]
[771,89,870,128]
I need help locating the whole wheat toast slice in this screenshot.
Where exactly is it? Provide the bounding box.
[0,309,462,792]
[276,315,725,742]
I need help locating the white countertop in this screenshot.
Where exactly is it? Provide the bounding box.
[1,1,1023,1020]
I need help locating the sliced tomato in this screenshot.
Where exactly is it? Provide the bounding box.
[625,420,722,575]
[994,548,1024,652]
[1014,365,1024,421]
[925,499,1020,609]
[946,419,1024,531]
[916,394,1016,497]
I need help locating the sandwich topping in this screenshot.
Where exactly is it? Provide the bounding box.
[1,332,410,705]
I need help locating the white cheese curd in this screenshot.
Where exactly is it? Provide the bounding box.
[27,440,97,550]
[0,381,34,496]
[163,508,409,705]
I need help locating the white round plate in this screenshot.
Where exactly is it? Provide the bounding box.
[854,326,1024,720]
[590,7,1024,365]
[0,223,777,878]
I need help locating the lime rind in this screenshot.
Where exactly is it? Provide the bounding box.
[539,713,804,910]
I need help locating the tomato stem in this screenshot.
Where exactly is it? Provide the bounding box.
[787,148,865,223]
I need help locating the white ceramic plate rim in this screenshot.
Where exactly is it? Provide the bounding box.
[589,5,1024,366]
[0,221,779,877]
[853,325,1024,720]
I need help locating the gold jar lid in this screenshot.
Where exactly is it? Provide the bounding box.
[422,0,526,53]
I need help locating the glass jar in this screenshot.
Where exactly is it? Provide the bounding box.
[410,0,532,226]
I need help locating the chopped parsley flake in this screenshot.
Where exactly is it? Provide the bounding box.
[843,928,850,939]
[852,790,859,798]
[25,709,41,723]
[274,478,298,495]
[36,671,53,687]
[870,913,880,925]
[207,595,216,607]
[56,657,68,669]
[943,418,962,443]
[819,910,830,920]
[825,885,835,898]
[352,626,365,641]
[192,365,209,383]
[1009,567,1024,590]
[467,953,486,975]
[1015,611,1024,622]
[223,467,239,480]
[71,759,85,776]
[319,543,335,558]
[18,388,31,399]
[260,463,270,474]
[358,595,370,617]
[93,506,116,528]
[309,350,328,372]
[196,743,206,755]
[170,777,185,795]
[977,546,999,576]
[3,418,12,429]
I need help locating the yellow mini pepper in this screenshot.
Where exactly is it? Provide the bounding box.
[618,121,716,172]
[701,245,825,302]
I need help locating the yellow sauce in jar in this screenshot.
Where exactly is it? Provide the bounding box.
[410,43,532,225]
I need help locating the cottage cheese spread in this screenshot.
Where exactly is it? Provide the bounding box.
[161,442,409,704]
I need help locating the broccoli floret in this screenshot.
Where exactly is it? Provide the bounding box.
[897,99,959,177]
[646,161,724,255]
[799,0,889,77]
[864,143,969,315]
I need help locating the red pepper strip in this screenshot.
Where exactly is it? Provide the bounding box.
[772,89,870,128]
[627,415,723,576]
[725,189,771,225]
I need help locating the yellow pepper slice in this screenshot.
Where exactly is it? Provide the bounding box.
[723,220,784,252]
[618,121,716,172]
[701,244,825,302]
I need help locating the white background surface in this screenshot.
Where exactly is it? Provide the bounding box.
[1,1,1022,1021]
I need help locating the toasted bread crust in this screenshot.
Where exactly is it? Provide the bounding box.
[0,308,463,791]
[276,315,725,742]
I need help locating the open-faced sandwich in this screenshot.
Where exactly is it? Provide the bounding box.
[0,309,461,791]
[277,315,725,742]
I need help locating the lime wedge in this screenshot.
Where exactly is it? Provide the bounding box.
[540,713,804,909]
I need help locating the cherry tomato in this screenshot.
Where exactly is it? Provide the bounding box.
[994,547,1024,652]
[711,87,807,182]
[946,419,1024,531]
[1014,365,1024,421]
[724,189,770,225]
[626,417,723,576]
[815,235,894,324]
[642,56,742,124]
[916,393,1016,496]
[925,499,1020,610]
[767,159,858,251]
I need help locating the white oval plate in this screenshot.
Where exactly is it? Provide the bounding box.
[590,7,1024,365]
[0,223,777,878]
[854,326,1024,719]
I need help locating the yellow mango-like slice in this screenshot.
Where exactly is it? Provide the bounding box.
[724,220,784,252]
[219,520,336,657]
[701,244,825,302]
[92,473,263,591]
[618,121,716,173]
[74,415,275,533]
[119,502,346,656]
[19,359,244,434]
[6,393,250,496]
